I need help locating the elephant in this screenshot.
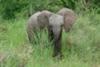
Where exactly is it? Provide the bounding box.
[26,8,76,58]
[27,10,63,57]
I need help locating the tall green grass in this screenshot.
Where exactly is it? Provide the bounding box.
[0,12,100,67]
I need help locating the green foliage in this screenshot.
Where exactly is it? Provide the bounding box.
[0,0,99,19]
[0,0,28,19]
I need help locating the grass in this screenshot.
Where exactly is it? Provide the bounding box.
[0,12,100,67]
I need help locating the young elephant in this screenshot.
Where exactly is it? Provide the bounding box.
[27,10,64,57]
[27,9,76,58]
[57,8,77,32]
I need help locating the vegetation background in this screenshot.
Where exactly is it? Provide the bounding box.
[0,0,100,67]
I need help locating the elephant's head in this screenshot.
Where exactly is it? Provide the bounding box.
[38,11,64,40]
[57,8,77,32]
[49,14,64,40]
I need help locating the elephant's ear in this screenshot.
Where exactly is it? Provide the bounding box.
[37,10,52,28]
[58,8,77,32]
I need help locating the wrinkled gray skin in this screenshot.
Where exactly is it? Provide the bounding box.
[57,8,76,32]
[27,10,64,57]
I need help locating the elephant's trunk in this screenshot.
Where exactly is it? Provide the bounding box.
[52,27,63,57]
